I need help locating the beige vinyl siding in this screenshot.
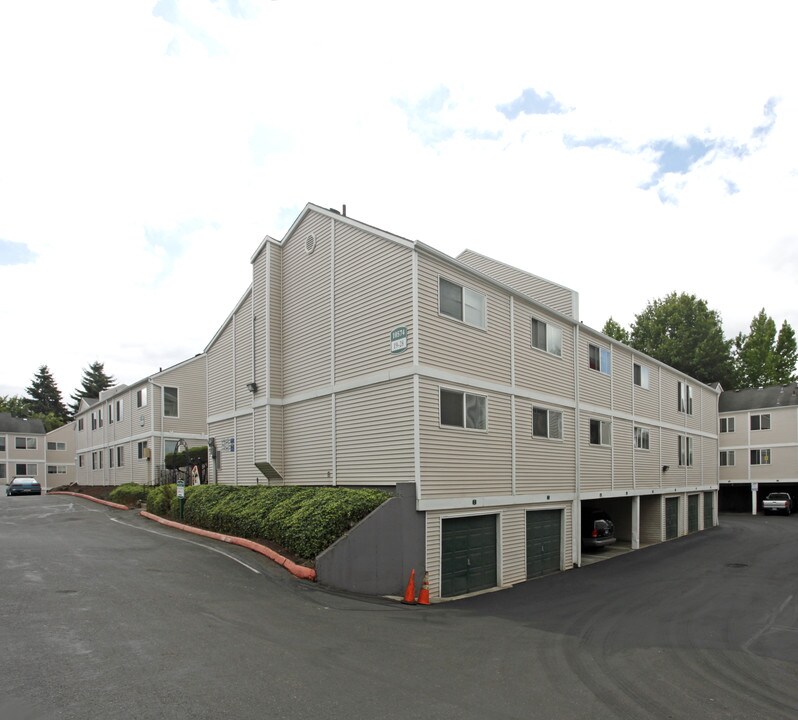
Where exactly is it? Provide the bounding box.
[718,413,746,447]
[753,444,798,481]
[686,435,702,484]
[702,437,718,483]
[580,413,613,493]
[270,405,285,482]
[633,362,660,421]
[234,413,258,485]
[132,441,150,484]
[660,373,683,426]
[282,212,332,396]
[335,379,415,486]
[253,406,271,480]
[209,419,235,484]
[661,431,680,481]
[159,356,208,436]
[613,349,633,415]
[579,333,612,408]
[269,244,284,398]
[513,302,575,400]
[283,396,333,485]
[755,407,798,444]
[234,298,253,410]
[334,222,414,381]
[634,425,661,487]
[417,253,512,384]
[700,386,718,434]
[515,400,576,494]
[208,321,235,416]
[720,451,748,481]
[456,249,576,318]
[419,379,512,499]
[252,240,269,396]
[613,418,634,489]
[639,495,663,544]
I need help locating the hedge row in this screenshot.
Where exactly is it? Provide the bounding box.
[109,482,148,506]
[145,484,390,560]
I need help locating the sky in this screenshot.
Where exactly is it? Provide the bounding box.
[1,1,797,401]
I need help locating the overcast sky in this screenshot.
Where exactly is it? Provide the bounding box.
[1,1,796,401]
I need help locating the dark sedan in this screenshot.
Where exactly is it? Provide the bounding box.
[6,476,42,496]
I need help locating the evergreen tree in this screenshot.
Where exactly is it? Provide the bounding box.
[734,311,798,388]
[602,317,631,344]
[774,320,798,384]
[69,361,117,416]
[25,365,69,423]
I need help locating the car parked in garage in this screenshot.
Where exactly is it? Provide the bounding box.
[6,476,42,496]
[582,509,616,548]
[762,492,792,515]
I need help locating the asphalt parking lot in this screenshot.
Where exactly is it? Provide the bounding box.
[2,495,797,720]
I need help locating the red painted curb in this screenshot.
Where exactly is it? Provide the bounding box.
[139,511,317,581]
[49,491,130,511]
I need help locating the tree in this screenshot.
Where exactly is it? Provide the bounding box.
[630,292,735,388]
[69,361,116,416]
[734,310,798,388]
[0,395,31,417]
[25,365,69,423]
[602,317,630,344]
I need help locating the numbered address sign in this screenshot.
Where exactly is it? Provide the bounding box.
[390,326,408,354]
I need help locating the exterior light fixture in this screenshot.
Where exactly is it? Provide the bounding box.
[246,382,258,393]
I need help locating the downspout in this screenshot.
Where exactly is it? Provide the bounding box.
[150,379,163,487]
[330,216,337,486]
[574,323,581,568]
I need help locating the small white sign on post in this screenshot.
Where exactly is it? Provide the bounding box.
[176,478,185,498]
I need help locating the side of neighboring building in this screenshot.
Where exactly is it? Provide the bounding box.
[46,421,76,488]
[0,413,47,487]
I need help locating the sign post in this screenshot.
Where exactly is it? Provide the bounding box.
[176,478,185,520]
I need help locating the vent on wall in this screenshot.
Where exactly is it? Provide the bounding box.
[305,233,316,254]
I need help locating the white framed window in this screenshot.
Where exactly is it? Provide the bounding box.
[0,437,5,451]
[15,436,37,450]
[588,344,611,375]
[116,446,124,467]
[439,277,486,329]
[136,388,148,408]
[137,441,148,459]
[91,412,97,430]
[440,388,487,430]
[15,463,37,476]
[531,318,562,357]
[98,451,103,469]
[750,448,771,465]
[92,452,97,470]
[47,465,67,475]
[633,363,650,389]
[78,455,84,468]
[719,417,735,433]
[720,450,735,466]
[750,414,771,431]
[678,435,694,467]
[108,448,114,469]
[532,407,563,439]
[634,426,650,450]
[163,387,179,418]
[678,382,693,415]
[78,418,84,431]
[115,399,124,422]
[0,464,6,480]
[589,418,611,446]
[98,408,103,428]
[47,441,67,451]
[108,403,113,425]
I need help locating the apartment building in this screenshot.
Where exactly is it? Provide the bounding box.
[45,420,76,488]
[718,383,798,513]
[74,355,208,486]
[0,413,47,487]
[205,203,720,599]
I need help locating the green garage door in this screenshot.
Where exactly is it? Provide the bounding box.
[688,495,699,533]
[703,492,714,528]
[666,497,679,540]
[526,510,562,579]
[441,515,498,598]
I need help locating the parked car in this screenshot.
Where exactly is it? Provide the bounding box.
[6,476,42,496]
[582,509,616,548]
[762,492,792,516]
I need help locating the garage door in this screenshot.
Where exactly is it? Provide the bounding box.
[703,492,713,528]
[666,497,679,540]
[441,515,498,598]
[688,495,699,533]
[526,510,562,579]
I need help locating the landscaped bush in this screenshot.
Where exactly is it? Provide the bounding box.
[151,484,390,560]
[109,483,147,507]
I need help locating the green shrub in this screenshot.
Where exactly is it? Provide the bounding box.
[109,483,147,507]
[165,446,208,469]
[152,484,390,560]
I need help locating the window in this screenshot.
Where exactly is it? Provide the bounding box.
[440,388,487,430]
[719,417,735,433]
[634,426,650,450]
[108,403,113,424]
[678,435,694,467]
[78,418,84,431]
[439,277,486,329]
[108,448,114,469]
[15,436,37,450]
[750,449,771,465]
[720,450,735,467]
[79,455,84,468]
[91,452,97,470]
[98,408,103,428]
[0,436,5,451]
[47,441,67,451]
[163,387,179,417]
[98,451,103,469]
[16,463,37,475]
[532,407,563,439]
[589,418,611,446]
[0,464,5,480]
[115,399,123,422]
[633,363,649,389]
[677,382,693,415]
[91,412,97,430]
[531,319,562,357]
[47,465,67,475]
[116,446,124,467]
[137,441,148,459]
[137,388,148,408]
[588,344,611,375]
[750,414,771,431]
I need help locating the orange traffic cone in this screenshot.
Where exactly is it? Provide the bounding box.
[417,572,430,605]
[401,569,417,604]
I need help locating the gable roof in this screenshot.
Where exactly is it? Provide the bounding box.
[719,383,798,412]
[0,413,46,434]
